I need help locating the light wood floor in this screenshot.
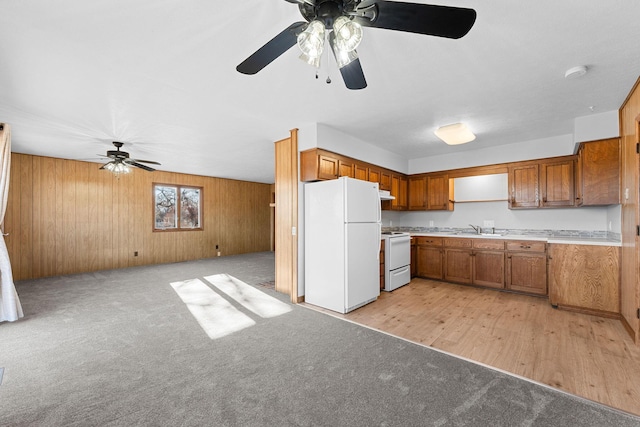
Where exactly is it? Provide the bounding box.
[305,278,640,416]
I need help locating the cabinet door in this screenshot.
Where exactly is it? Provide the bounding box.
[548,244,620,315]
[445,248,473,284]
[540,159,575,207]
[380,172,392,191]
[506,252,547,295]
[427,174,452,210]
[318,155,339,180]
[410,241,417,278]
[509,164,539,208]
[417,246,443,279]
[398,177,408,210]
[473,251,505,289]
[390,175,408,210]
[338,160,354,178]
[354,164,368,181]
[368,168,381,185]
[579,138,620,205]
[408,176,427,210]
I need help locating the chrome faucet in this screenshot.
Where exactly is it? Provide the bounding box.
[469,224,482,234]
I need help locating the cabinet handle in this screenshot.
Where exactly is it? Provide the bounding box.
[520,245,531,249]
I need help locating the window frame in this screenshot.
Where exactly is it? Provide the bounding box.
[153,183,203,232]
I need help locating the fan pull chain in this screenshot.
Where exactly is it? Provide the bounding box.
[325,44,331,84]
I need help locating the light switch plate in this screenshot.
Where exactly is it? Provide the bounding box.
[483,220,495,228]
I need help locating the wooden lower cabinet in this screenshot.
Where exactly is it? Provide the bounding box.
[505,241,547,295]
[414,236,546,296]
[548,244,620,316]
[410,238,417,278]
[444,248,473,284]
[418,246,444,279]
[473,251,505,289]
[506,252,547,295]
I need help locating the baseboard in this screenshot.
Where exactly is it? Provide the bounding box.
[555,304,620,319]
[620,315,638,343]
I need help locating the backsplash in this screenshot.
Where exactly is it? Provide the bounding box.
[382,226,620,241]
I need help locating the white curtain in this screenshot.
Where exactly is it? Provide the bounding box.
[0,123,23,322]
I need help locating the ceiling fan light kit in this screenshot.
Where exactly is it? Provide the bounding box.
[434,122,476,145]
[237,0,476,90]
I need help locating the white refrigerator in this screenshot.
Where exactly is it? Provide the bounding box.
[304,177,382,313]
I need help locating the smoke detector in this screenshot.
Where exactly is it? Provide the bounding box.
[565,65,588,79]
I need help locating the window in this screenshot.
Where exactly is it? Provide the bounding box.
[154,184,202,231]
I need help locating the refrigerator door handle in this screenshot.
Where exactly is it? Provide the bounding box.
[377,223,382,260]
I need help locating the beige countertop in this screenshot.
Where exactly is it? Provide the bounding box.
[410,232,621,247]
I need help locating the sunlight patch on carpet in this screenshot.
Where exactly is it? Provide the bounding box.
[204,274,292,318]
[170,278,255,339]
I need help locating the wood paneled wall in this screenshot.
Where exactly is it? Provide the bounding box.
[274,129,298,302]
[6,153,272,281]
[620,75,640,343]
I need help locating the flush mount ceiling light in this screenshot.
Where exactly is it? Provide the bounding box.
[565,65,588,79]
[434,123,476,145]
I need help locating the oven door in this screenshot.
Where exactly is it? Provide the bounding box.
[387,235,411,270]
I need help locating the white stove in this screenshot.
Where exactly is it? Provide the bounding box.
[381,232,411,291]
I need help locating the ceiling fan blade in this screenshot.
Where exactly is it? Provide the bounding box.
[237,22,307,75]
[339,57,367,90]
[283,0,314,5]
[131,158,161,165]
[125,160,156,172]
[354,1,476,39]
[99,162,110,170]
[329,32,367,90]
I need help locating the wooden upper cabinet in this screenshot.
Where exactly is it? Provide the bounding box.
[379,171,392,191]
[508,164,539,208]
[300,149,339,181]
[387,174,408,211]
[338,159,355,178]
[354,163,368,181]
[540,158,575,208]
[576,138,620,206]
[408,176,427,210]
[368,168,381,185]
[427,174,453,211]
[317,155,339,180]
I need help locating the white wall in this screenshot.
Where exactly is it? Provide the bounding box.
[574,110,620,143]
[316,124,408,173]
[384,203,612,233]
[409,134,575,174]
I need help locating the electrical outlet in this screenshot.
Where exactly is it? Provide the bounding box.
[483,220,495,228]
[429,220,434,227]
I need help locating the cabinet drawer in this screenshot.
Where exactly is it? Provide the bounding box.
[415,236,443,247]
[473,240,505,250]
[444,238,472,248]
[506,241,546,252]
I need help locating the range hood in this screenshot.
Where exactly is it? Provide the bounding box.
[379,190,395,201]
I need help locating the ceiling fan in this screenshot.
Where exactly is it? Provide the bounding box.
[236,0,477,90]
[99,141,161,175]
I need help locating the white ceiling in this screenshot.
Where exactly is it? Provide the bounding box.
[1,0,639,183]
